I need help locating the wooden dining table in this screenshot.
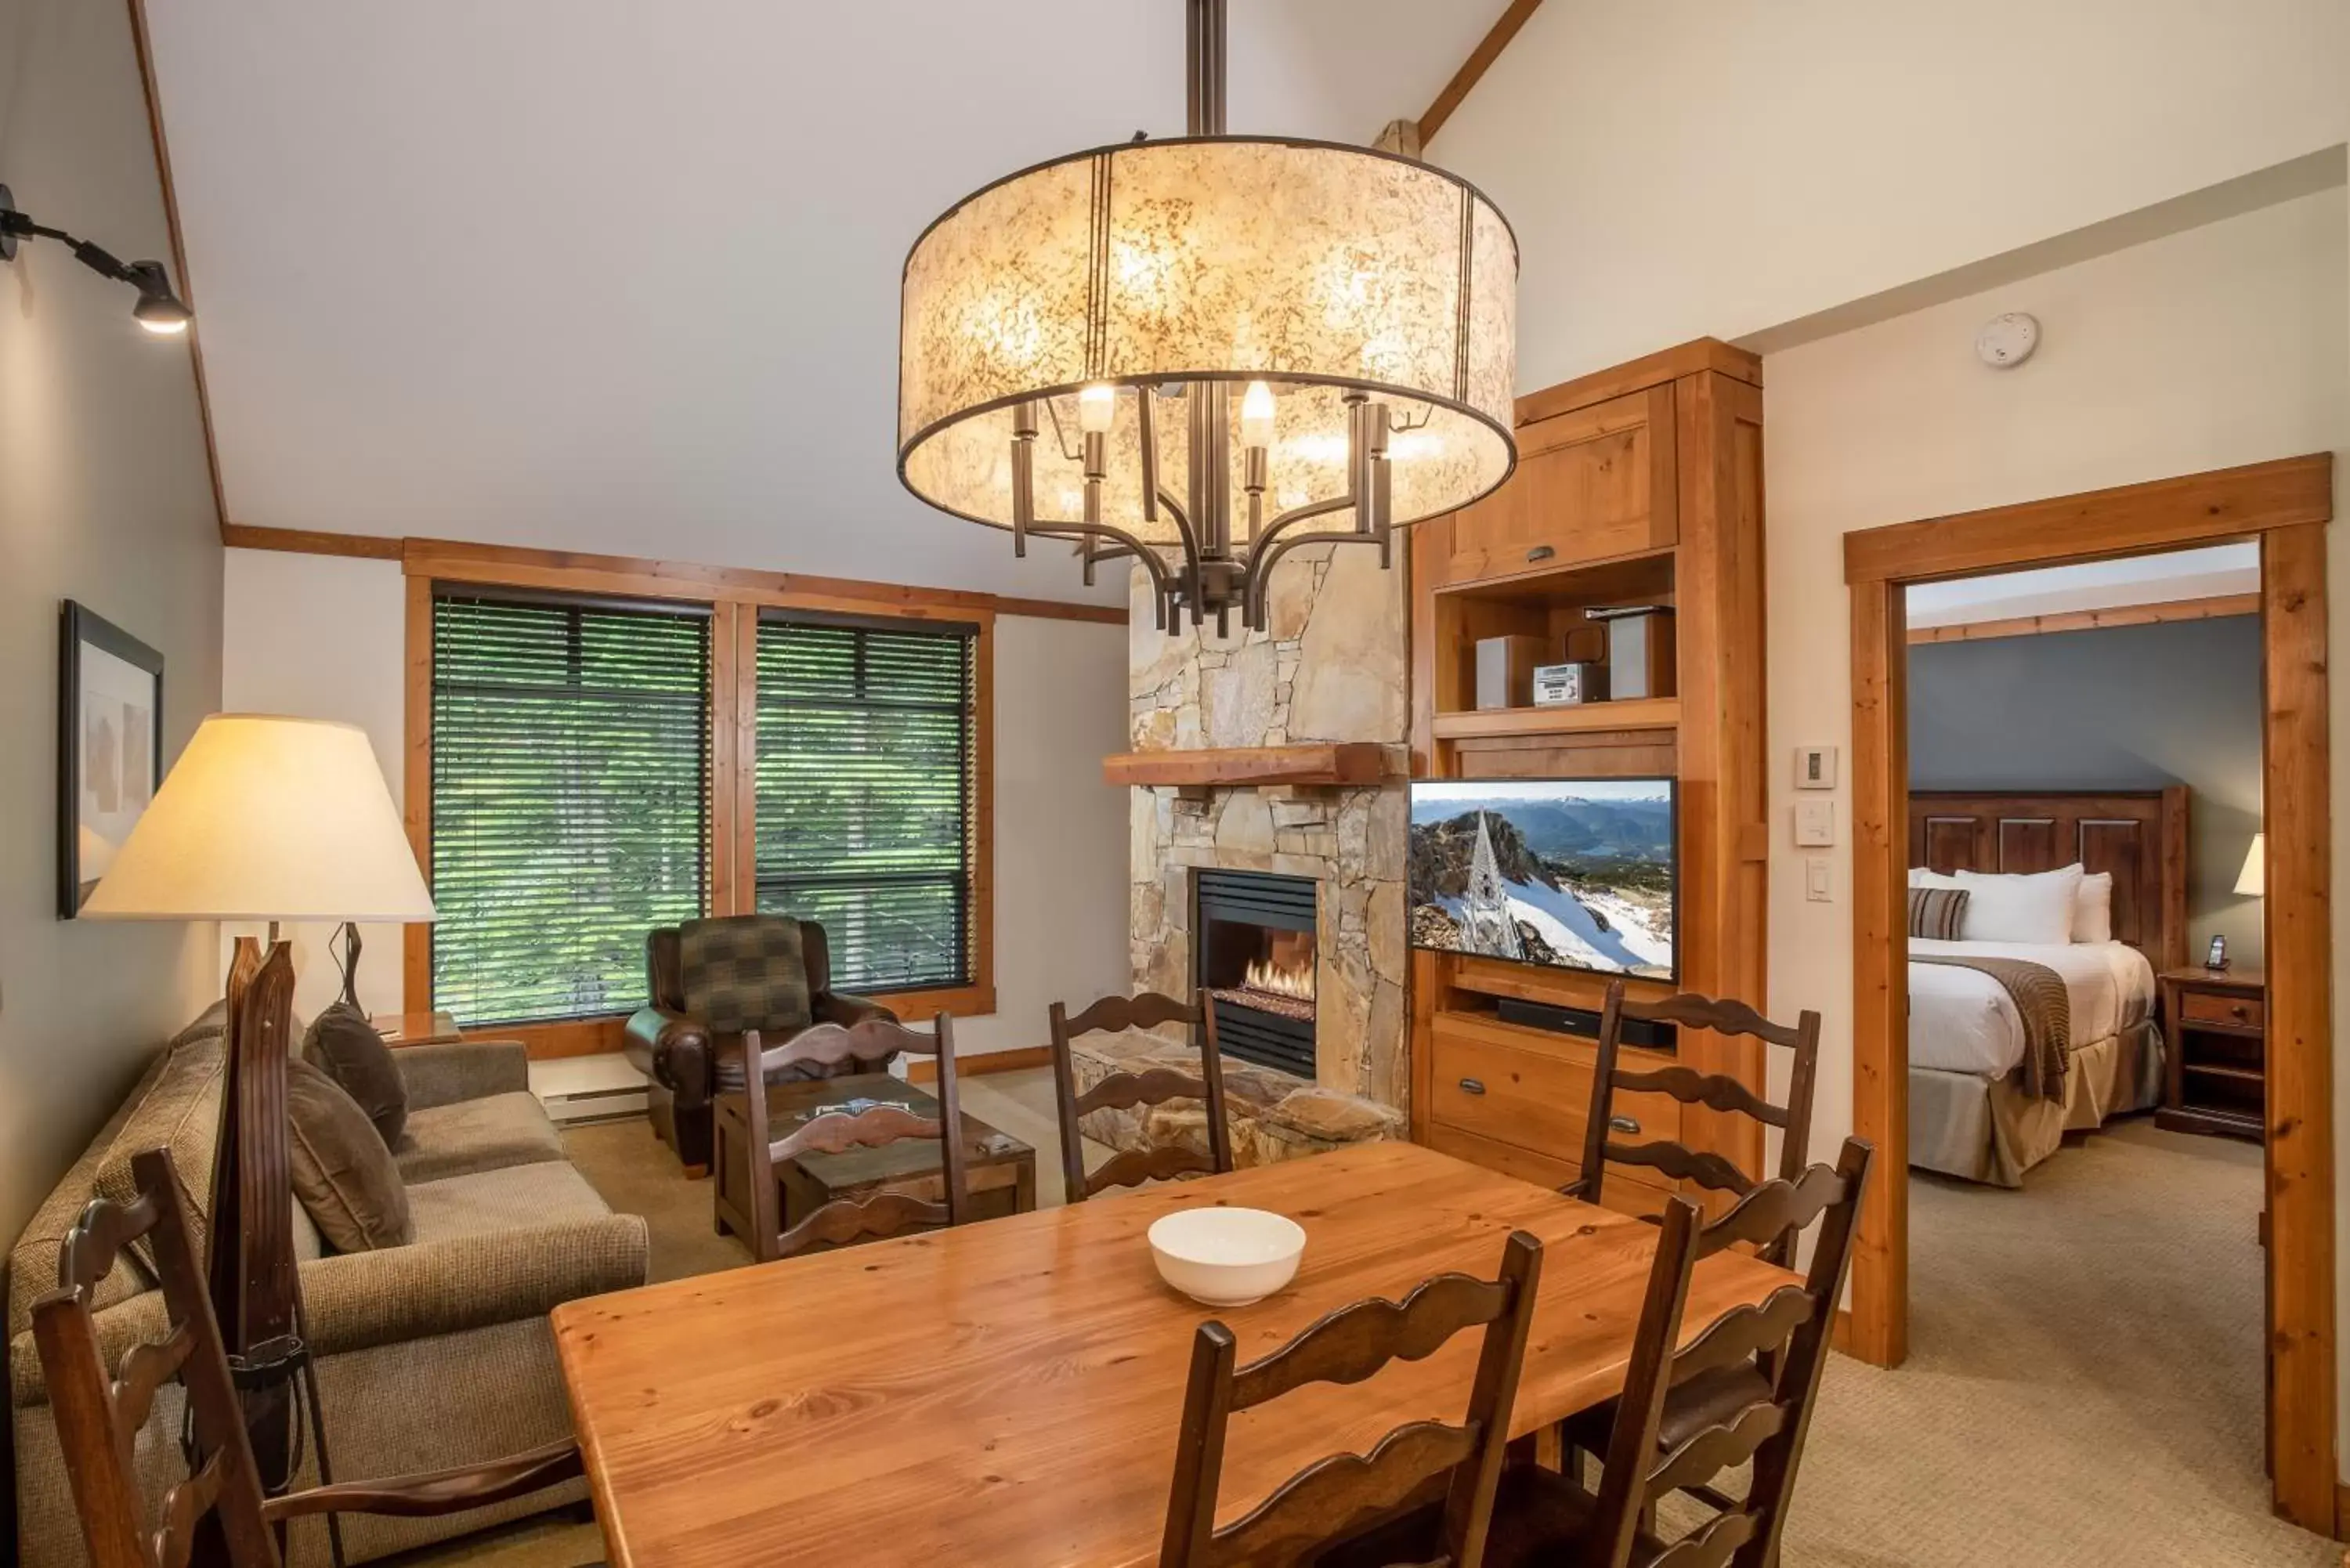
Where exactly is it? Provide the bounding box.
[551,1140,1799,1568]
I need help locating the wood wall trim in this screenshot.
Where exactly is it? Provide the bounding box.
[222,523,1127,623]
[2260,521,2336,1530]
[1843,453,2334,585]
[1414,0,1544,147]
[1907,591,2261,645]
[222,522,404,560]
[1846,461,2336,1530]
[401,576,434,1012]
[124,0,227,535]
[902,1044,1050,1085]
[1513,338,1762,428]
[403,537,1125,624]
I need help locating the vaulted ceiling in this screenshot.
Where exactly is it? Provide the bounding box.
[143,1,1511,600]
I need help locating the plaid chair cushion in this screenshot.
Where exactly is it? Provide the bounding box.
[678,916,812,1035]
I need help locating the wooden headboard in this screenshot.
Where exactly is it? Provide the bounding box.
[1907,787,2189,970]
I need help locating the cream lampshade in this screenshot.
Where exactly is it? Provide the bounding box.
[80,714,436,923]
[2235,833,2265,898]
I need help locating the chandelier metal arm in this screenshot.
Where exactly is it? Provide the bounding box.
[1242,527,1386,630]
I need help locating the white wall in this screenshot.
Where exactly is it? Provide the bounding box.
[1762,187,2347,1173]
[1430,0,2350,388]
[0,0,226,1242]
[220,550,410,1019]
[216,550,1130,1055]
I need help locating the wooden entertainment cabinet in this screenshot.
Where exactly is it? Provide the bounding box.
[1408,339,1770,1212]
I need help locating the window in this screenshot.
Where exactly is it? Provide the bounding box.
[754,612,977,992]
[429,591,710,1025]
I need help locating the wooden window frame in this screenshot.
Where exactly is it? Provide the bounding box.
[1842,453,2336,1533]
[403,541,997,1056]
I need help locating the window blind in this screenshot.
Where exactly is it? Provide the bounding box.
[430,592,710,1026]
[754,613,975,992]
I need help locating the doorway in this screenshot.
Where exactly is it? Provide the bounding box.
[1840,453,2337,1532]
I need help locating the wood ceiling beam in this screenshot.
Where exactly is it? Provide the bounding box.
[1415,0,1545,148]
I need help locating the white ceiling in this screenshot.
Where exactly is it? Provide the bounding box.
[143,1,1509,602]
[1906,544,2261,627]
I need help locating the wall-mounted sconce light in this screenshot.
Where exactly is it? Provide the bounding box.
[0,182,192,334]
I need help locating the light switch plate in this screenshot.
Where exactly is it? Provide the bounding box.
[1806,856,1834,902]
[1794,745,1838,790]
[1794,800,1836,847]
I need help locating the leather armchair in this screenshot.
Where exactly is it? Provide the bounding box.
[623,919,897,1172]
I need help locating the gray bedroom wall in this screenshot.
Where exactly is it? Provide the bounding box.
[0,0,225,1241]
[1908,614,2263,964]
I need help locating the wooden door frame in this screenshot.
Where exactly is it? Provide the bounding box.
[1842,453,2338,1534]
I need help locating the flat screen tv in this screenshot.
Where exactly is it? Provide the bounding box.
[1408,778,1677,981]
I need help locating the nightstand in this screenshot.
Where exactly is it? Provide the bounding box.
[2157,965,2265,1142]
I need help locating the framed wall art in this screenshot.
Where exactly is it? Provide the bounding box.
[59,601,164,917]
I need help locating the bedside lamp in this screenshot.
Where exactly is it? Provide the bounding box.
[81,714,434,1496]
[2236,833,2265,898]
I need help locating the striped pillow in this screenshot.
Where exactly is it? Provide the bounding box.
[1907,886,1969,941]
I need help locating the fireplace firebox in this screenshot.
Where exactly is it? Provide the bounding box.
[1192,869,1317,1078]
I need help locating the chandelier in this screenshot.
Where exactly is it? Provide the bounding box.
[897,0,1518,635]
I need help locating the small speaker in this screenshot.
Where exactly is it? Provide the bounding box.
[1496,995,1678,1052]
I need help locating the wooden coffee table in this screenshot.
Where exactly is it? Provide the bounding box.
[711,1071,1036,1248]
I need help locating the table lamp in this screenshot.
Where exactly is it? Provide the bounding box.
[2236,833,2265,898]
[81,714,436,1501]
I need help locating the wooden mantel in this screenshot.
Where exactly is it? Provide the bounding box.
[1101,742,1405,789]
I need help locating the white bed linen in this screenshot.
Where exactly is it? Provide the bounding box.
[1908,938,2156,1078]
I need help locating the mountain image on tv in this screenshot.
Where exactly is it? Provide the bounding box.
[1408,779,1675,979]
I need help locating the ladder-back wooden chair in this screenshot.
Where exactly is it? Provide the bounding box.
[1534,1138,1874,1568]
[736,1013,969,1261]
[1163,1230,1546,1568]
[33,1147,584,1568]
[1047,989,1234,1202]
[1571,982,1822,1266]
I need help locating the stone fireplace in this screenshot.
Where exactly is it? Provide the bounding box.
[1072,543,1412,1165]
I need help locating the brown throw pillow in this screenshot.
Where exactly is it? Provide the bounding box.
[286,1060,413,1252]
[303,999,407,1145]
[1907,886,1970,942]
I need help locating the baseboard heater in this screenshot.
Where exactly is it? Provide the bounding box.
[1495,996,1678,1053]
[537,1084,650,1126]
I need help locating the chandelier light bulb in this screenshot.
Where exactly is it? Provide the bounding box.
[1239,381,1276,449]
[1076,383,1115,436]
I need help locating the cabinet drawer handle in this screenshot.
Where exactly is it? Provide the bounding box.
[1609,1115,1642,1136]
[2229,1004,2248,1019]
[1458,1077,1487,1096]
[1525,544,1556,563]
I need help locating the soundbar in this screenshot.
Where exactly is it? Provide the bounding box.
[1495,995,1678,1053]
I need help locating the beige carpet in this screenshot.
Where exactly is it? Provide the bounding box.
[1778,1116,2335,1567]
[392,1079,2337,1567]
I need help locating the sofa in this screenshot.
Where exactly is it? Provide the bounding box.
[9,1006,649,1568]
[623,917,895,1170]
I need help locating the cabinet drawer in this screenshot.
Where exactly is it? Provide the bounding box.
[1442,386,1676,586]
[2181,989,2263,1032]
[1426,1026,1682,1207]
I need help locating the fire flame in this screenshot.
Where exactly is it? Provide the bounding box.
[1243,955,1315,1001]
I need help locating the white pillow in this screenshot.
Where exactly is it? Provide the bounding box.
[2072,869,2113,944]
[1908,867,1961,889]
[1953,864,2083,945]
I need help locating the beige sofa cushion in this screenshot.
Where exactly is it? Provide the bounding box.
[92,1034,226,1276]
[405,1160,613,1242]
[392,1092,566,1186]
[287,1061,413,1251]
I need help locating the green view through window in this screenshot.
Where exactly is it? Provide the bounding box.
[755,612,976,991]
[430,591,710,1025]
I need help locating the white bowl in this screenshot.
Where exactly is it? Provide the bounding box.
[1148,1207,1307,1307]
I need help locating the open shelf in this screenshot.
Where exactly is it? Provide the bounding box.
[2182,1060,2264,1082]
[1431,697,1680,740]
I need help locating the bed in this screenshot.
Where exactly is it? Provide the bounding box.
[1906,788,2188,1187]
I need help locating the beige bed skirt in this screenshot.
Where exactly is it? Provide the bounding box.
[1909,1021,2164,1188]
